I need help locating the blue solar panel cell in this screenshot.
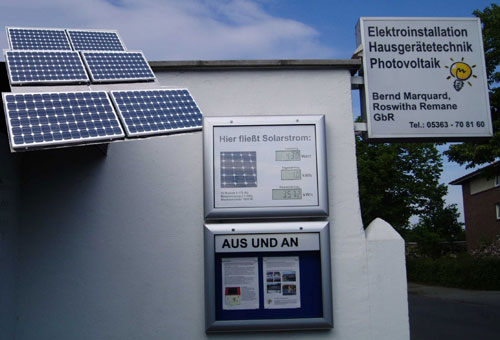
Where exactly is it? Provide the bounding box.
[220,152,258,188]
[82,51,155,83]
[2,91,124,150]
[8,27,72,50]
[67,29,125,51]
[110,89,203,137]
[5,51,89,85]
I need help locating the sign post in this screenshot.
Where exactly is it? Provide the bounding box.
[357,17,492,141]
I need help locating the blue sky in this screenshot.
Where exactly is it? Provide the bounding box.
[1,0,496,221]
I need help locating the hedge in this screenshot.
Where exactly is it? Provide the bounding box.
[406,254,500,290]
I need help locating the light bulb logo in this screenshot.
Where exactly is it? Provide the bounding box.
[445,57,477,92]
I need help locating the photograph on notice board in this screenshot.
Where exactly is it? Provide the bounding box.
[283,284,297,295]
[267,283,281,293]
[282,271,296,282]
[266,271,273,282]
[224,287,241,306]
[221,257,259,310]
[263,256,301,309]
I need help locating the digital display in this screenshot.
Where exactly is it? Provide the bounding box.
[272,188,302,200]
[281,168,301,180]
[276,150,300,161]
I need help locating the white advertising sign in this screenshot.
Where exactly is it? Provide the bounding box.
[215,233,320,253]
[357,17,492,140]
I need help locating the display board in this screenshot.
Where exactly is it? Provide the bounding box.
[356,17,492,141]
[204,115,328,219]
[204,221,333,332]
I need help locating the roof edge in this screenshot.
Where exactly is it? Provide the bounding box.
[149,59,361,73]
[449,160,500,185]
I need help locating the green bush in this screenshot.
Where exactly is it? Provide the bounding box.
[407,254,500,290]
[411,230,444,258]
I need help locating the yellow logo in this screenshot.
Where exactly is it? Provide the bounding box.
[445,58,477,91]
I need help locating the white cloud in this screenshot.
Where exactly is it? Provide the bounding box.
[0,0,334,60]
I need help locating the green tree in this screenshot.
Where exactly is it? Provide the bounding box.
[410,203,464,257]
[356,138,447,233]
[415,203,465,243]
[444,4,500,167]
[356,138,465,257]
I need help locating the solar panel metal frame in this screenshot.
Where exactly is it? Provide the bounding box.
[4,49,90,85]
[109,88,203,138]
[6,27,72,51]
[66,28,127,51]
[2,90,126,151]
[81,51,156,83]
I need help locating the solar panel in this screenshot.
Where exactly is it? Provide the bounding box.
[2,91,125,150]
[67,29,126,51]
[110,89,203,137]
[81,51,155,83]
[7,27,72,51]
[5,50,89,85]
[220,151,258,188]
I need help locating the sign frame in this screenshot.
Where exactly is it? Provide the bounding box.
[203,115,329,220]
[357,17,493,142]
[204,221,333,332]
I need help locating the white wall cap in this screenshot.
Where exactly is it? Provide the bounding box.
[365,218,404,241]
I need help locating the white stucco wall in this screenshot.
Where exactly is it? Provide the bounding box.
[6,64,408,340]
[366,218,410,340]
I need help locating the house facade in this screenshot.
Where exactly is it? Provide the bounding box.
[450,161,500,251]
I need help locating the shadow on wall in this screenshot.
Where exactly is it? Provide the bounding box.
[1,62,11,134]
[16,144,109,236]
[19,144,108,181]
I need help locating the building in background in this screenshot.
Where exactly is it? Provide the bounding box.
[450,161,500,251]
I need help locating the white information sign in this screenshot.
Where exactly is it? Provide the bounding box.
[263,256,301,309]
[213,124,319,208]
[221,257,259,310]
[215,233,320,253]
[357,17,492,140]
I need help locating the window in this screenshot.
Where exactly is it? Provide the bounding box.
[497,203,500,220]
[496,175,500,187]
